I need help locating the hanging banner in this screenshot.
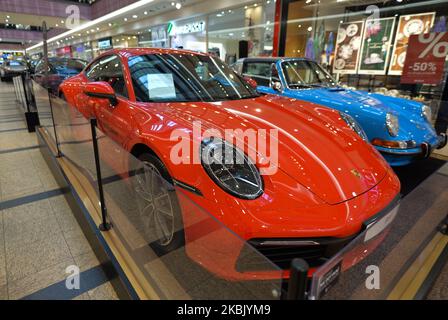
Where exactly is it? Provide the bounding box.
[388,12,435,76]
[333,21,365,74]
[358,17,396,75]
[401,32,448,84]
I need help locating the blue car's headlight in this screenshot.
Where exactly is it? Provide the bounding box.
[386,113,399,137]
[339,112,368,141]
[422,105,432,122]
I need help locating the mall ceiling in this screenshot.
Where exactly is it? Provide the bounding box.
[0,0,193,49]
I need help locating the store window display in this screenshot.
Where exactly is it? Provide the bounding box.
[208,2,275,64]
[169,18,207,52]
[138,25,169,48]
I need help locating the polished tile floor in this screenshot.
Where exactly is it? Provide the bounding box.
[0,82,118,300]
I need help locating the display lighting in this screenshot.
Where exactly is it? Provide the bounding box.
[27,0,156,51]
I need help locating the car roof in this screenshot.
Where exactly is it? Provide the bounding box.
[100,47,210,59]
[238,57,313,63]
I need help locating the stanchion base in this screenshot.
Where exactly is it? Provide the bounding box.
[99,222,112,231]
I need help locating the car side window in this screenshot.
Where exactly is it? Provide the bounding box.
[242,62,271,87]
[35,61,43,74]
[85,55,128,99]
[34,60,50,74]
[232,61,243,74]
[270,63,281,82]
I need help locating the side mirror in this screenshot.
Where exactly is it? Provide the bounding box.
[243,76,258,89]
[84,81,117,106]
[271,80,282,91]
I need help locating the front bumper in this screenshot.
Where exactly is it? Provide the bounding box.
[236,195,401,273]
[376,133,447,165]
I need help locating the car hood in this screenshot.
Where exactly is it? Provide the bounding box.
[148,95,389,205]
[287,87,397,113]
[284,87,436,142]
[4,66,27,72]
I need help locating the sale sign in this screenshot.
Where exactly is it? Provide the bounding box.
[401,32,448,84]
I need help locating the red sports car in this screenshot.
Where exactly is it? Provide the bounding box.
[59,48,400,280]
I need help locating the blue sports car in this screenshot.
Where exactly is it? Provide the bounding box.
[233,57,447,166]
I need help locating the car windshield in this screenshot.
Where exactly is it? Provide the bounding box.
[128,53,260,103]
[281,60,337,88]
[50,58,87,73]
[6,60,25,66]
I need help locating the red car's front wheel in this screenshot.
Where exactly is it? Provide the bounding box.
[134,153,185,253]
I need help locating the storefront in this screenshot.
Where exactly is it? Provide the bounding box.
[138,24,169,48]
[71,42,93,61]
[133,2,275,64]
[207,2,276,63]
[276,0,448,133]
[55,46,72,58]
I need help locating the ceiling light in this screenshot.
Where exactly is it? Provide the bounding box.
[27,0,156,51]
[175,3,181,9]
[124,17,128,21]
[132,15,138,18]
[108,23,112,26]
[55,24,59,27]
[61,20,64,23]
[6,15,10,18]
[144,11,148,15]
[171,2,175,5]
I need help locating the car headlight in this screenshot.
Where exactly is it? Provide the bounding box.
[339,112,368,141]
[386,113,399,137]
[422,105,432,122]
[201,137,263,199]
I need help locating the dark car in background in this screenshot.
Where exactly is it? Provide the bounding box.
[33,57,87,95]
[0,60,29,81]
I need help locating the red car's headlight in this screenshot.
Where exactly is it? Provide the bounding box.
[201,137,263,200]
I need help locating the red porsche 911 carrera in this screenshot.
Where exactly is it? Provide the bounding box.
[59,48,400,279]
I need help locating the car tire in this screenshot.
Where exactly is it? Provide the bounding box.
[135,153,185,254]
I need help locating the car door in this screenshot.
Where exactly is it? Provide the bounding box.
[84,54,133,147]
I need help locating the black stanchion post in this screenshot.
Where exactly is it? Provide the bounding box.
[22,72,40,132]
[21,73,31,113]
[90,118,112,232]
[287,258,309,300]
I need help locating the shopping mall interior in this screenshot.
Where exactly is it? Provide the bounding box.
[1,0,448,302]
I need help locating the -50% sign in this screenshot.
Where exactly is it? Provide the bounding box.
[401,32,448,85]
